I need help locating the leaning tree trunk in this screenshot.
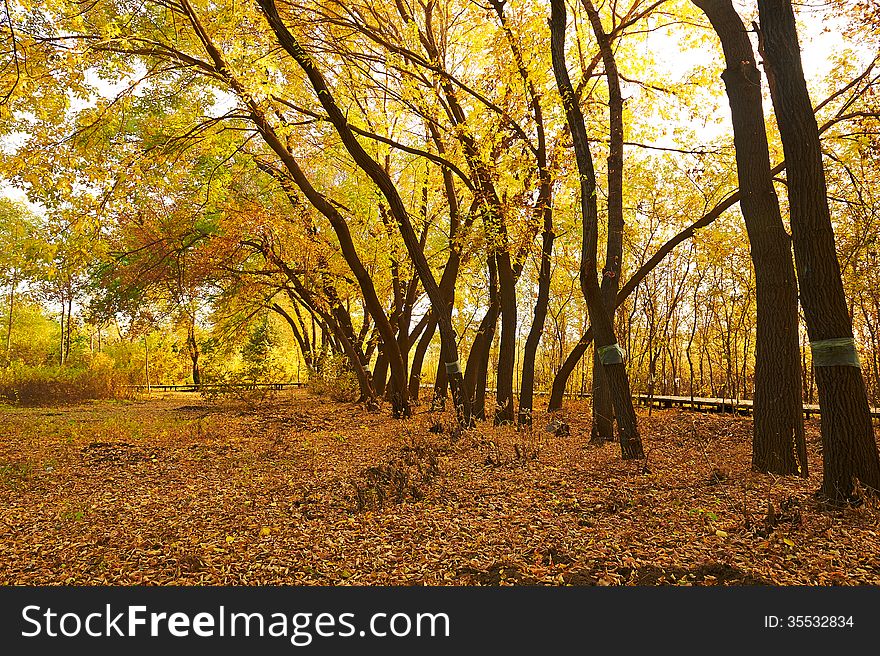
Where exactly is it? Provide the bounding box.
[256,0,471,425]
[757,0,880,502]
[694,0,806,476]
[550,0,643,459]
[548,330,593,412]
[583,0,623,444]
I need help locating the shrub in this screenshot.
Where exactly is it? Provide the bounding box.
[0,355,135,405]
[306,354,359,402]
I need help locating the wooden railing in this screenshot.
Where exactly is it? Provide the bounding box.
[126,383,880,418]
[128,382,305,392]
[633,393,880,419]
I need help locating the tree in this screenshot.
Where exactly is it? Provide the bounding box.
[692,0,806,476]
[0,198,44,365]
[757,0,880,503]
[255,0,473,425]
[549,0,643,459]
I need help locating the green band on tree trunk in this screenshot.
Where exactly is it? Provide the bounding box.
[598,343,625,365]
[810,338,861,368]
[445,360,462,374]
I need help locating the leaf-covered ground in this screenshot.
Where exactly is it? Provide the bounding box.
[2,389,879,585]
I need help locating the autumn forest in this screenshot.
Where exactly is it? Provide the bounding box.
[1,0,880,587]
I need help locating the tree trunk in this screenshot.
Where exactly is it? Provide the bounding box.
[255,0,470,425]
[409,314,437,403]
[584,0,624,444]
[373,350,388,398]
[336,327,377,409]
[591,347,614,441]
[5,272,16,365]
[65,293,73,364]
[464,255,500,421]
[548,330,593,412]
[187,323,200,387]
[494,251,517,424]
[550,0,643,459]
[757,0,880,502]
[517,216,553,426]
[694,0,806,476]
[59,292,65,366]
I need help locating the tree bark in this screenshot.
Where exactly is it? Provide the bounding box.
[550,0,643,459]
[583,0,624,443]
[757,0,880,502]
[693,0,806,476]
[186,321,200,387]
[256,0,471,425]
[494,250,517,425]
[5,271,16,365]
[65,292,73,364]
[464,255,500,421]
[409,313,437,403]
[59,292,65,366]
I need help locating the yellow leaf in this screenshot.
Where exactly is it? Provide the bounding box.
[260,526,271,537]
[783,537,795,547]
[225,535,234,544]
[715,530,728,538]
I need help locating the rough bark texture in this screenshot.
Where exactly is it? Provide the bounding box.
[409,314,436,403]
[694,0,806,476]
[583,0,622,443]
[550,0,643,459]
[590,348,614,440]
[464,256,500,421]
[256,0,471,425]
[757,0,880,502]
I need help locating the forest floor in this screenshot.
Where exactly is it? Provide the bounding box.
[1,388,879,586]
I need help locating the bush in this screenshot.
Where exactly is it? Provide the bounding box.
[0,355,135,405]
[306,354,359,402]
